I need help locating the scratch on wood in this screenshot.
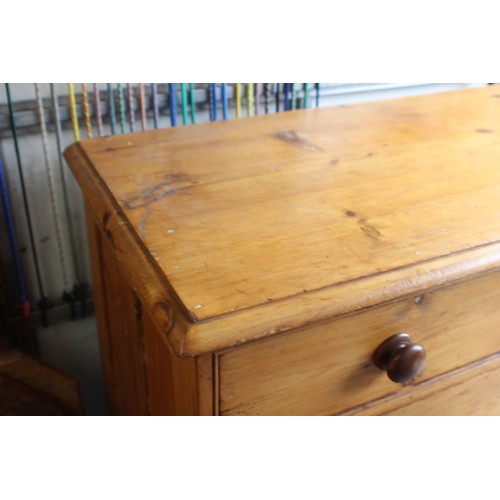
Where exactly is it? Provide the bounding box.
[346,210,382,240]
[271,130,324,152]
[138,208,151,239]
[123,174,196,210]
[359,218,381,240]
[331,152,374,165]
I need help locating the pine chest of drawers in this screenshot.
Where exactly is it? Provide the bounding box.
[65,86,500,415]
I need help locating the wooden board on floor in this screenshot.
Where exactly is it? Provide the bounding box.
[0,349,84,415]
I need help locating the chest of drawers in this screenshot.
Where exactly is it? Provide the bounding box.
[65,86,500,415]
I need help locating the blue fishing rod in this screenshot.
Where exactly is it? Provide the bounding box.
[0,151,30,332]
[221,83,228,120]
[169,83,177,127]
[208,83,217,121]
[284,83,291,111]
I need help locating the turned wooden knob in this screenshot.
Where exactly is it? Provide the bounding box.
[373,333,426,384]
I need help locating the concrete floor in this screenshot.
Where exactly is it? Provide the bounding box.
[36,314,108,415]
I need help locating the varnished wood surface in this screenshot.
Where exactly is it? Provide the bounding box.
[85,202,116,411]
[346,353,500,416]
[66,86,500,355]
[99,226,149,415]
[141,308,214,415]
[219,271,500,415]
[85,210,213,415]
[67,148,193,356]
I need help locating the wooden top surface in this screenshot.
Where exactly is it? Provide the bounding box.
[66,86,500,354]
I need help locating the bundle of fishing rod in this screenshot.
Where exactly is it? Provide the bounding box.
[0,83,321,347]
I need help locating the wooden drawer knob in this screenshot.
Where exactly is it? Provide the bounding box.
[373,333,426,384]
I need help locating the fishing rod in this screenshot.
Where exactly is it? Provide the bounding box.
[81,83,93,138]
[0,151,30,333]
[152,83,159,129]
[169,83,177,127]
[189,83,196,124]
[247,83,254,117]
[127,83,136,132]
[304,83,310,108]
[181,83,188,125]
[117,83,127,134]
[35,84,74,321]
[107,83,117,134]
[263,83,270,114]
[0,265,7,332]
[5,83,51,327]
[208,83,217,121]
[68,83,81,141]
[139,83,147,131]
[235,83,242,118]
[51,84,86,319]
[284,83,291,111]
[93,83,104,137]
[291,83,297,110]
[221,83,228,120]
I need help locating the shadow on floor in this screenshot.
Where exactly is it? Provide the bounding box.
[36,314,108,416]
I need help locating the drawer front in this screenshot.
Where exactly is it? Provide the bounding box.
[347,353,500,416]
[219,271,500,416]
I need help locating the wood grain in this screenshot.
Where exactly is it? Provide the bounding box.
[66,86,500,356]
[219,271,500,415]
[197,353,215,416]
[0,374,67,416]
[66,146,192,356]
[69,86,500,415]
[141,309,201,415]
[99,229,149,415]
[85,202,114,412]
[86,201,213,415]
[0,349,83,415]
[75,86,500,319]
[346,353,500,416]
